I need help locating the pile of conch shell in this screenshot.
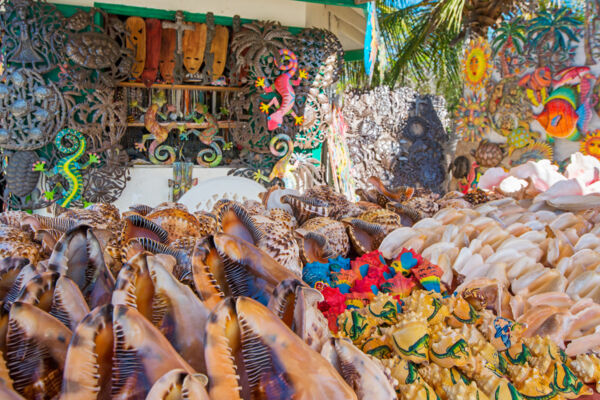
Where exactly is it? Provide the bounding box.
[0,174,598,399]
[0,201,366,400]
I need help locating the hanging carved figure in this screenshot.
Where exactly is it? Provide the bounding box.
[141,18,162,87]
[33,128,99,208]
[133,91,177,164]
[125,16,146,79]
[183,22,207,76]
[255,49,307,130]
[162,11,194,84]
[159,27,177,83]
[169,162,197,202]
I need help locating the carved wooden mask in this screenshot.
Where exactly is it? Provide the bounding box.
[159,28,176,83]
[125,17,146,78]
[210,25,229,80]
[141,18,162,87]
[183,22,207,75]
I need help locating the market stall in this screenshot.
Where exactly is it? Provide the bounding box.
[2,0,600,399]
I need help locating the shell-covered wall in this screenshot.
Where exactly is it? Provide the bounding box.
[342,86,452,194]
[452,6,600,192]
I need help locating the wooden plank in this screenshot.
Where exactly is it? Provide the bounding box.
[93,2,306,32]
[117,81,242,92]
[127,121,238,128]
[292,0,367,8]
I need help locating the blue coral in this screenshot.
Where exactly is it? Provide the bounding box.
[303,261,332,287]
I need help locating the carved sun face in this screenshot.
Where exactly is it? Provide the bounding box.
[462,37,492,92]
[582,132,600,160]
[455,94,490,142]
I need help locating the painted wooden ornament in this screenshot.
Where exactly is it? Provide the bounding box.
[141,18,162,87]
[210,25,229,80]
[159,28,177,83]
[125,16,146,79]
[183,22,207,75]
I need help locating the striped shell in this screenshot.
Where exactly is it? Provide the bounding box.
[471,140,505,167]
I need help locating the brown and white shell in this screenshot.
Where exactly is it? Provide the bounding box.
[471,140,505,167]
[296,217,350,264]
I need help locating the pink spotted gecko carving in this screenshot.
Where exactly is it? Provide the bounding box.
[255,49,307,131]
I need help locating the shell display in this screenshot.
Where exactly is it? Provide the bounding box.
[0,168,599,400]
[471,140,505,167]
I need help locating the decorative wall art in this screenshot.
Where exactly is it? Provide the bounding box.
[66,87,128,153]
[0,2,343,209]
[80,146,130,205]
[0,0,65,74]
[34,128,100,208]
[0,68,67,150]
[63,8,134,88]
[342,86,451,194]
[229,21,343,164]
[0,1,135,211]
[452,5,600,191]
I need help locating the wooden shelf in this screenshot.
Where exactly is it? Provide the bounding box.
[127,121,238,129]
[118,81,243,92]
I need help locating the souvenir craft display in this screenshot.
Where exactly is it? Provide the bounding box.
[0,166,597,398]
[229,22,343,157]
[452,6,600,191]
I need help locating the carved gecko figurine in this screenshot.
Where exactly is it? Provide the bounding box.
[133,91,178,164]
[255,49,307,130]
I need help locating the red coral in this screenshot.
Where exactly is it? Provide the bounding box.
[379,274,417,298]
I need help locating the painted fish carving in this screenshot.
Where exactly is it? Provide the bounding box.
[535,87,581,141]
[553,66,596,133]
